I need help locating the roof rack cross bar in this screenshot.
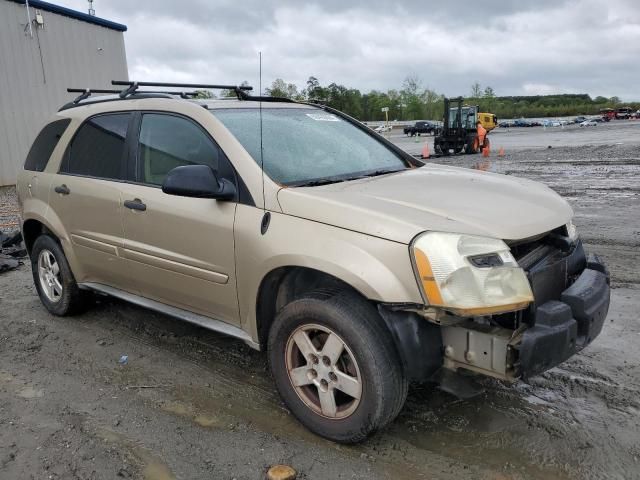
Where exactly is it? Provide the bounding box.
[68,88,200,98]
[68,88,122,94]
[112,80,253,91]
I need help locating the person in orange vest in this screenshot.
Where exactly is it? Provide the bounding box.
[476,120,487,153]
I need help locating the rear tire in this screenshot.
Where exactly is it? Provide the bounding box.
[31,235,87,316]
[268,290,407,443]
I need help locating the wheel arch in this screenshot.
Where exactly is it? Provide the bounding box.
[22,218,49,254]
[22,214,67,254]
[21,212,83,280]
[255,266,370,349]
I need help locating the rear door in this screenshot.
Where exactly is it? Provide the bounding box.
[48,113,136,291]
[119,112,240,325]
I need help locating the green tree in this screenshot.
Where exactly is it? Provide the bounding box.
[265,78,300,99]
[470,81,482,98]
[305,76,327,101]
[401,75,424,120]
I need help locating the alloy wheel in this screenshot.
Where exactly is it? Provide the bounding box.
[38,249,62,303]
[285,324,363,419]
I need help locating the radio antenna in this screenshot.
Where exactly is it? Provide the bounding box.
[259,51,265,211]
[258,52,270,234]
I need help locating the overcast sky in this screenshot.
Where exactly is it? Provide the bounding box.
[57,0,640,99]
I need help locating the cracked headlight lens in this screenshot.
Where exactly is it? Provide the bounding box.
[411,232,533,316]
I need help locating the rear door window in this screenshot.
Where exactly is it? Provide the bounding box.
[24,118,71,172]
[136,113,235,186]
[61,113,131,180]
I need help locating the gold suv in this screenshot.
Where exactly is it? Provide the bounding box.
[18,81,611,443]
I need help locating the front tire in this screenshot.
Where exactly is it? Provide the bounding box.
[268,290,407,443]
[31,235,86,316]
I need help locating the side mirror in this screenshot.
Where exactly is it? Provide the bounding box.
[162,164,236,200]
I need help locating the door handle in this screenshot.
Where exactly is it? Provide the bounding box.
[124,198,147,211]
[54,184,70,195]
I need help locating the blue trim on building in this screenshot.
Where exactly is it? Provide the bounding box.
[9,0,127,32]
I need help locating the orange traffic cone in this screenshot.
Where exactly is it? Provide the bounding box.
[498,147,505,157]
[422,143,430,159]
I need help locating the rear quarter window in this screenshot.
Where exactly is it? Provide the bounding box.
[24,119,71,172]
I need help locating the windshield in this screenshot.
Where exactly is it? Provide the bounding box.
[212,107,409,185]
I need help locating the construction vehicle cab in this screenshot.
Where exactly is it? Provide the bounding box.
[478,112,498,131]
[434,97,488,155]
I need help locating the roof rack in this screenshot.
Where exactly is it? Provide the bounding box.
[60,80,257,111]
[111,80,253,100]
[67,88,200,104]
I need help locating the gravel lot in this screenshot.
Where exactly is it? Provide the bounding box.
[1,122,639,479]
[0,185,20,230]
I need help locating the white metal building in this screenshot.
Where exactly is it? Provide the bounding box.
[0,0,128,185]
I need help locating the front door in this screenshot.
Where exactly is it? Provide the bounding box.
[119,112,240,325]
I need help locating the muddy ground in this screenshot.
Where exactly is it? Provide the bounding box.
[1,125,639,479]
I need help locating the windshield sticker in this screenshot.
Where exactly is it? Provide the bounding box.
[305,113,341,122]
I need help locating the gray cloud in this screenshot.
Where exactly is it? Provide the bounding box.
[58,0,640,99]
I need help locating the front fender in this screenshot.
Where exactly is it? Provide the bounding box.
[234,205,423,343]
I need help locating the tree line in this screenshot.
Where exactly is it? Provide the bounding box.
[199,77,638,122]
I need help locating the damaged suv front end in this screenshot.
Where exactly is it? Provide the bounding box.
[388,221,610,384]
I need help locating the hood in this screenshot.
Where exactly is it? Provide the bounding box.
[277,164,573,244]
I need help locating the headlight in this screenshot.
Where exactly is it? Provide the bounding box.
[411,232,533,316]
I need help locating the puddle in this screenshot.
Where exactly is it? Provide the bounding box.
[0,370,44,399]
[160,400,225,429]
[380,384,576,480]
[96,427,176,480]
[16,386,43,398]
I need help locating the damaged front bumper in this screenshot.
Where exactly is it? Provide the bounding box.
[380,242,611,386]
[439,249,610,381]
[518,254,610,378]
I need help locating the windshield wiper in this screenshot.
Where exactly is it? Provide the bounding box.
[292,178,347,187]
[348,168,406,180]
[292,168,405,187]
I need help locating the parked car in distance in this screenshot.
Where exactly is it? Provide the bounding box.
[403,121,435,136]
[580,120,598,127]
[18,85,611,443]
[374,124,392,133]
[513,119,533,127]
[574,116,587,124]
[616,107,633,119]
[498,121,512,128]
